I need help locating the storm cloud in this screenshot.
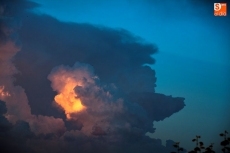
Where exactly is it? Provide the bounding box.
[0,0,66,135]
[0,0,186,152]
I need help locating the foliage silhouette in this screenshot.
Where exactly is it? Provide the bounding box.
[220,130,230,153]
[171,142,184,153]
[171,130,230,153]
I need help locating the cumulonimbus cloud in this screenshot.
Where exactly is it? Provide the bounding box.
[0,0,65,136]
[0,0,186,152]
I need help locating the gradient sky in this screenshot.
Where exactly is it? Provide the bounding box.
[29,0,230,150]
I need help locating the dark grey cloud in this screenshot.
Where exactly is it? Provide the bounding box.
[0,100,12,134]
[14,11,158,117]
[127,92,185,121]
[0,100,35,153]
[0,0,186,152]
[0,0,39,44]
[0,0,66,137]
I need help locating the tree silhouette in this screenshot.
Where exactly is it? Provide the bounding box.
[171,130,230,153]
[220,130,230,153]
[188,135,205,153]
[171,142,184,153]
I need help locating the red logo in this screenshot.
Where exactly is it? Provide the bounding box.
[214,3,227,16]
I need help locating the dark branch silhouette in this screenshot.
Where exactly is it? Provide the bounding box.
[171,130,230,153]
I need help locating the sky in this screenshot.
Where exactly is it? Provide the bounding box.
[0,0,229,153]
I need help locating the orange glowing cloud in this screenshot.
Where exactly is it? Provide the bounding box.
[48,63,95,119]
[54,78,86,119]
[0,86,11,98]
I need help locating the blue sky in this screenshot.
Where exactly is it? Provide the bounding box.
[31,0,230,150]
